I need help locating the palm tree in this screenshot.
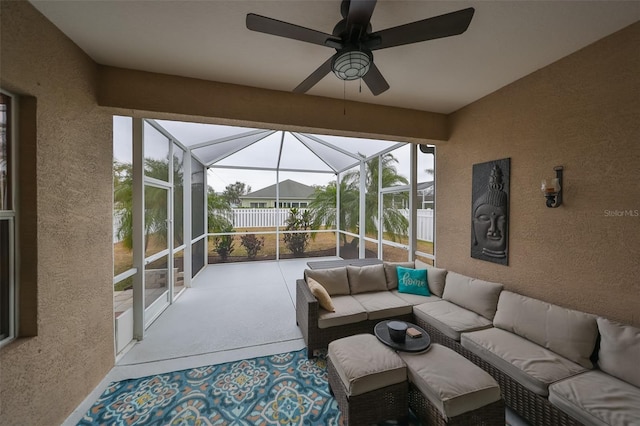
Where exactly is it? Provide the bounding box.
[308,152,409,246]
[114,157,183,250]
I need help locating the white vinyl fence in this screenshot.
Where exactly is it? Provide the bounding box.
[230,208,434,242]
[114,208,435,243]
[399,209,434,242]
[232,208,297,228]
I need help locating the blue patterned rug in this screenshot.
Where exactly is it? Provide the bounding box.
[80,349,342,425]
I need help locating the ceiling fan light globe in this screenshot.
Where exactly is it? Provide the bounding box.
[332,50,371,80]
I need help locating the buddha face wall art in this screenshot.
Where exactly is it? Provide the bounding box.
[471,158,510,265]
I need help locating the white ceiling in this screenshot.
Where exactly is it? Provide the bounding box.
[31,1,639,114]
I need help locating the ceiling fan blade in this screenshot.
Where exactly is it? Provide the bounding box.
[368,7,475,50]
[362,62,389,96]
[346,0,377,35]
[293,56,334,94]
[246,13,335,47]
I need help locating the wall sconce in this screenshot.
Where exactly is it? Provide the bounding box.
[541,166,563,208]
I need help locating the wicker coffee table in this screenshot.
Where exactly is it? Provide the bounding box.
[374,320,431,353]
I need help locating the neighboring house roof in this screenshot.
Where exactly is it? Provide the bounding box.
[240,179,315,200]
[417,181,434,192]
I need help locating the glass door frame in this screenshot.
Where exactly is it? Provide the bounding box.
[142,179,172,328]
[131,118,191,340]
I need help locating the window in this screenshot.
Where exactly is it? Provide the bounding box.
[250,202,266,208]
[1,91,15,346]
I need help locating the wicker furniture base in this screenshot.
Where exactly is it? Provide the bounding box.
[327,357,408,426]
[414,316,582,426]
[408,382,504,426]
[296,278,413,358]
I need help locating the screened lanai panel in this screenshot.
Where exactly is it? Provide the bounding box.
[293,133,359,173]
[154,120,261,147]
[192,130,275,166]
[144,122,170,182]
[279,132,334,172]
[315,134,401,159]
[214,132,283,169]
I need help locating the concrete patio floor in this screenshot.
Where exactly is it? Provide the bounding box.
[64,256,527,425]
[63,257,332,425]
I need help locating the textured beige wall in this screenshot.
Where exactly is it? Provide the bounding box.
[0,2,114,425]
[437,22,640,326]
[1,1,638,424]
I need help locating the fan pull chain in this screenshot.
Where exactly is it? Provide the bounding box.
[343,80,346,116]
[359,78,362,93]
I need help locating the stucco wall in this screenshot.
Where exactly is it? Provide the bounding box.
[1,0,639,424]
[0,2,114,425]
[436,22,640,326]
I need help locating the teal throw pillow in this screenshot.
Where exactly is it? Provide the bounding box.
[397,267,430,296]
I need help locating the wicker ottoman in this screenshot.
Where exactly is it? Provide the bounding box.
[327,334,408,426]
[399,344,504,425]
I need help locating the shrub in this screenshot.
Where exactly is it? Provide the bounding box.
[240,234,265,260]
[283,208,312,257]
[214,224,235,261]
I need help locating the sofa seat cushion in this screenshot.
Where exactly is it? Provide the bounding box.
[352,292,412,320]
[328,334,406,397]
[462,328,587,396]
[549,370,640,426]
[413,300,493,341]
[391,289,441,306]
[318,295,367,329]
[493,291,598,369]
[400,344,501,418]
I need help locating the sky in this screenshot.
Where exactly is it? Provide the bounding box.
[113,116,435,193]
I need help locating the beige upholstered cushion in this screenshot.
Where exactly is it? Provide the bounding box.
[317,296,367,329]
[307,278,335,312]
[549,370,640,426]
[391,289,441,306]
[305,267,350,296]
[400,344,501,418]
[442,272,502,320]
[462,328,587,396]
[328,334,406,396]
[413,300,492,341]
[493,291,598,369]
[347,264,388,294]
[416,259,448,297]
[352,292,412,320]
[597,317,640,388]
[383,261,415,290]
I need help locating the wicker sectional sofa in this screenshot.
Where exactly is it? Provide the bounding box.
[296,260,640,426]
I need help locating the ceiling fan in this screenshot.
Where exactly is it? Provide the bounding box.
[246,0,474,96]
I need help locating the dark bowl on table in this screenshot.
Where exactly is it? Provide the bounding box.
[387,321,408,343]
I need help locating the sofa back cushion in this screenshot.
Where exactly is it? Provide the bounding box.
[383,261,415,290]
[304,267,350,296]
[347,264,387,294]
[597,317,640,387]
[415,259,447,297]
[442,272,502,320]
[493,291,598,369]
